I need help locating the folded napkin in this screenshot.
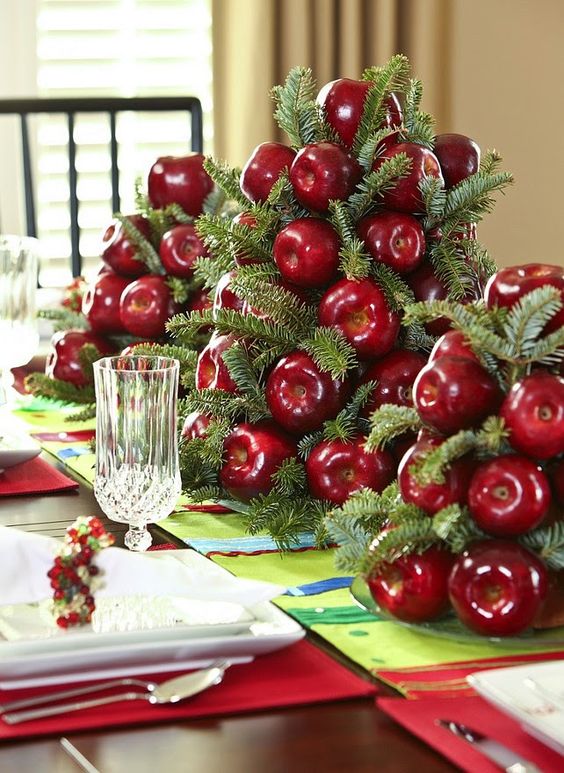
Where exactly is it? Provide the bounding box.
[0,526,285,610]
[0,457,79,497]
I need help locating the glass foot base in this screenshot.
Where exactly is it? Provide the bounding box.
[124,525,153,552]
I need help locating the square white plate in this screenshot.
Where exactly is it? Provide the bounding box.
[0,550,303,688]
[469,659,564,755]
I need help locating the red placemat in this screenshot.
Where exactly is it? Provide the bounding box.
[0,640,377,740]
[0,457,79,497]
[378,694,564,772]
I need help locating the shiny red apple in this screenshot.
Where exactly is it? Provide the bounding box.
[220,421,297,501]
[359,348,427,417]
[181,411,211,439]
[318,277,400,360]
[101,215,151,277]
[357,211,425,274]
[148,153,213,216]
[82,272,131,335]
[265,351,350,435]
[240,142,296,203]
[433,133,481,188]
[119,275,178,339]
[195,333,238,392]
[289,142,363,212]
[273,217,341,288]
[305,437,395,505]
[159,224,207,278]
[373,142,443,214]
[212,271,247,320]
[428,330,479,364]
[45,330,112,387]
[448,540,548,637]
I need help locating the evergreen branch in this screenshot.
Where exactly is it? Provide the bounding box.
[523,327,564,366]
[479,149,503,176]
[66,404,96,423]
[365,405,422,451]
[520,523,564,571]
[186,485,223,504]
[166,308,215,343]
[357,128,398,171]
[116,214,164,274]
[245,492,325,550]
[221,341,264,398]
[419,175,447,221]
[329,200,372,279]
[354,54,410,153]
[229,273,316,333]
[442,170,513,231]
[433,504,485,553]
[166,277,193,304]
[297,431,324,460]
[195,417,232,466]
[271,66,318,147]
[399,323,436,353]
[202,186,228,217]
[370,262,416,311]
[185,387,270,424]
[179,438,221,491]
[326,513,374,573]
[359,519,438,576]
[428,238,479,300]
[411,430,477,485]
[402,111,435,148]
[202,157,248,208]
[134,176,149,213]
[266,171,308,222]
[24,372,95,405]
[193,253,234,290]
[78,343,103,384]
[347,153,412,221]
[161,202,193,225]
[475,415,511,456]
[329,483,401,533]
[38,308,89,332]
[300,327,358,379]
[402,78,423,132]
[209,308,298,348]
[322,382,375,443]
[271,457,308,497]
[502,286,563,359]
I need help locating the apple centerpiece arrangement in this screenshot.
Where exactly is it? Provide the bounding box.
[166,55,512,549]
[327,263,564,637]
[25,152,230,420]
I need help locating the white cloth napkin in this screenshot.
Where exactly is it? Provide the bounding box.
[0,526,285,608]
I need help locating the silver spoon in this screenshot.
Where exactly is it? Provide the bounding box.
[2,661,229,724]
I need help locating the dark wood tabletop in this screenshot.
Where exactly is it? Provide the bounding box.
[0,452,455,773]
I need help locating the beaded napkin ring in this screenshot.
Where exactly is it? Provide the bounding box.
[47,515,115,628]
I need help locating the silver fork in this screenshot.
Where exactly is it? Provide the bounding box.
[0,660,226,714]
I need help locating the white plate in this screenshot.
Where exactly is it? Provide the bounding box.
[469,660,564,755]
[0,550,304,687]
[0,430,41,472]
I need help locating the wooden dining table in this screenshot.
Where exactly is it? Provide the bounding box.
[0,452,455,773]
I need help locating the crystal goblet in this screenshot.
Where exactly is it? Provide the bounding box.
[93,355,181,551]
[0,235,39,406]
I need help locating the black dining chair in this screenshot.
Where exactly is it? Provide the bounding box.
[0,96,204,277]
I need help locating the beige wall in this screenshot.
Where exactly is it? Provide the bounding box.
[445,0,564,268]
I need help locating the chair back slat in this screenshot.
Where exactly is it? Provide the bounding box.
[19,114,37,238]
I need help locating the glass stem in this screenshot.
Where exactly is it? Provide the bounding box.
[124,524,153,552]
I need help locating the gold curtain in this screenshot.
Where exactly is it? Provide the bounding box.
[211,0,451,167]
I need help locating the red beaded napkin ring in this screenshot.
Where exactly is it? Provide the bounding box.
[47,515,115,628]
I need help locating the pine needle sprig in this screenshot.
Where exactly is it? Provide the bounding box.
[245,492,324,550]
[221,341,264,398]
[369,262,416,311]
[24,372,95,405]
[202,186,228,217]
[202,157,248,208]
[271,66,319,147]
[432,504,484,553]
[326,512,374,573]
[479,149,503,176]
[301,327,358,379]
[185,387,270,424]
[420,175,447,223]
[357,128,399,171]
[166,276,196,304]
[442,170,514,233]
[347,153,412,221]
[271,457,308,497]
[410,430,477,486]
[354,54,410,154]
[502,286,563,359]
[77,343,102,384]
[359,518,438,576]
[166,308,215,343]
[38,308,89,332]
[328,200,372,279]
[297,431,324,460]
[229,274,316,332]
[364,405,422,451]
[161,202,193,225]
[401,79,436,148]
[66,404,96,423]
[428,238,479,300]
[187,485,224,504]
[520,523,564,571]
[322,382,375,443]
[116,214,164,274]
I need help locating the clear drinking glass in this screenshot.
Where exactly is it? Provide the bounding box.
[0,235,40,406]
[93,355,182,551]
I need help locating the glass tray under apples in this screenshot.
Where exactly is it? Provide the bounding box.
[351,576,564,647]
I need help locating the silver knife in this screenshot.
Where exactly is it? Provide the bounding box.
[437,719,542,773]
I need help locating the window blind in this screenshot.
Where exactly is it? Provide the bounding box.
[35,0,213,286]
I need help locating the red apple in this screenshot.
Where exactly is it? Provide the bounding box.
[359,349,427,417]
[212,271,247,320]
[413,356,502,435]
[273,217,341,288]
[148,153,213,217]
[433,133,481,188]
[181,411,211,439]
[82,272,131,335]
[305,437,395,505]
[119,275,178,339]
[240,142,296,203]
[187,287,213,315]
[265,351,350,435]
[318,278,400,361]
[45,330,112,387]
[406,262,453,336]
[428,330,479,364]
[367,546,454,622]
[398,439,475,515]
[159,224,207,278]
[220,421,297,501]
[484,263,564,335]
[500,371,564,459]
[468,454,551,536]
[357,211,425,274]
[448,540,548,637]
[101,215,151,277]
[373,142,444,214]
[289,142,363,212]
[195,333,238,392]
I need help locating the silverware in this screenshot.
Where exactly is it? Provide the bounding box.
[60,737,101,773]
[437,719,542,773]
[2,661,229,724]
